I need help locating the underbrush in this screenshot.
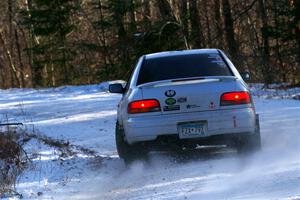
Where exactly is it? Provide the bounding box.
[0,123,101,198]
[0,126,29,198]
[249,83,300,100]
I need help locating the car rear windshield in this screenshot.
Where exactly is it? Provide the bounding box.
[137,53,233,85]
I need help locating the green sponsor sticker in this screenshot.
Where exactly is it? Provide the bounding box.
[165,98,177,105]
[163,105,180,111]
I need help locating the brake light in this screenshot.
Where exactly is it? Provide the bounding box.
[128,99,161,114]
[220,92,251,106]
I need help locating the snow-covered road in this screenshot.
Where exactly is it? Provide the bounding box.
[0,84,299,200]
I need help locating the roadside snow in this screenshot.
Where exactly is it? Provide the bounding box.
[0,83,299,200]
[250,83,300,100]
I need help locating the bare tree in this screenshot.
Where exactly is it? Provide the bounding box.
[258,0,272,85]
[222,0,241,69]
[189,0,204,48]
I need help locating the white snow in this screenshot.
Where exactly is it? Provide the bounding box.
[0,83,299,200]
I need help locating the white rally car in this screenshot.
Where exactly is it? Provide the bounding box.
[109,49,261,162]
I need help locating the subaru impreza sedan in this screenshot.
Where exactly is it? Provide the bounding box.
[109,49,261,162]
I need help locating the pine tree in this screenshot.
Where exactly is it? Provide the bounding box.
[20,0,77,86]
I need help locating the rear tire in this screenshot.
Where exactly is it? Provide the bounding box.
[237,133,261,154]
[237,115,261,154]
[115,122,147,164]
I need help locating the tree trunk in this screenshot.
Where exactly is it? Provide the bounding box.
[179,0,188,36]
[112,0,129,72]
[0,30,22,88]
[179,0,190,49]
[97,0,114,78]
[258,0,273,85]
[25,0,40,87]
[214,0,223,48]
[129,0,137,33]
[189,0,204,48]
[8,0,14,54]
[204,1,211,47]
[273,0,286,82]
[294,0,300,84]
[294,0,300,64]
[142,0,151,26]
[15,29,25,87]
[222,0,241,69]
[246,12,262,80]
[156,0,175,21]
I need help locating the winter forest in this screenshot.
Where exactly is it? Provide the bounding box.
[0,0,299,89]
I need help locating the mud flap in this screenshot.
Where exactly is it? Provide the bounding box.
[255,114,260,134]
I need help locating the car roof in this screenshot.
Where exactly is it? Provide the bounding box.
[144,49,220,60]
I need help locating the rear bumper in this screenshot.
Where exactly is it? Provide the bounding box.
[124,107,256,144]
[141,132,253,151]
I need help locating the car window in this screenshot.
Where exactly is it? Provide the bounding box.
[137,53,233,85]
[124,72,133,93]
[124,58,143,93]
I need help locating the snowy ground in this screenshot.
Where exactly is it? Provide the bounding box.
[0,83,299,200]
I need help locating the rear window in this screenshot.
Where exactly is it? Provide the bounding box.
[137,53,233,85]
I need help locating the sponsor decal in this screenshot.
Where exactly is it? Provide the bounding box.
[186,104,201,109]
[165,90,176,97]
[165,98,177,105]
[163,105,180,111]
[177,97,187,103]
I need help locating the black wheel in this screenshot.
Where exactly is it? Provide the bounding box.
[237,132,261,154]
[237,115,262,154]
[115,122,148,164]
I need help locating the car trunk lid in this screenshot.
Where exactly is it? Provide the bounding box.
[139,77,237,114]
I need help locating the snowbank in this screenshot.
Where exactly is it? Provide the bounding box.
[250,83,300,100]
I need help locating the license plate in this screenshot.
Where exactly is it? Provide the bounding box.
[178,122,208,139]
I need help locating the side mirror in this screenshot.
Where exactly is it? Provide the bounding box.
[109,83,124,94]
[240,72,251,81]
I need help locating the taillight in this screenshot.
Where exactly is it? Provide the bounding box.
[220,92,251,106]
[128,99,161,114]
